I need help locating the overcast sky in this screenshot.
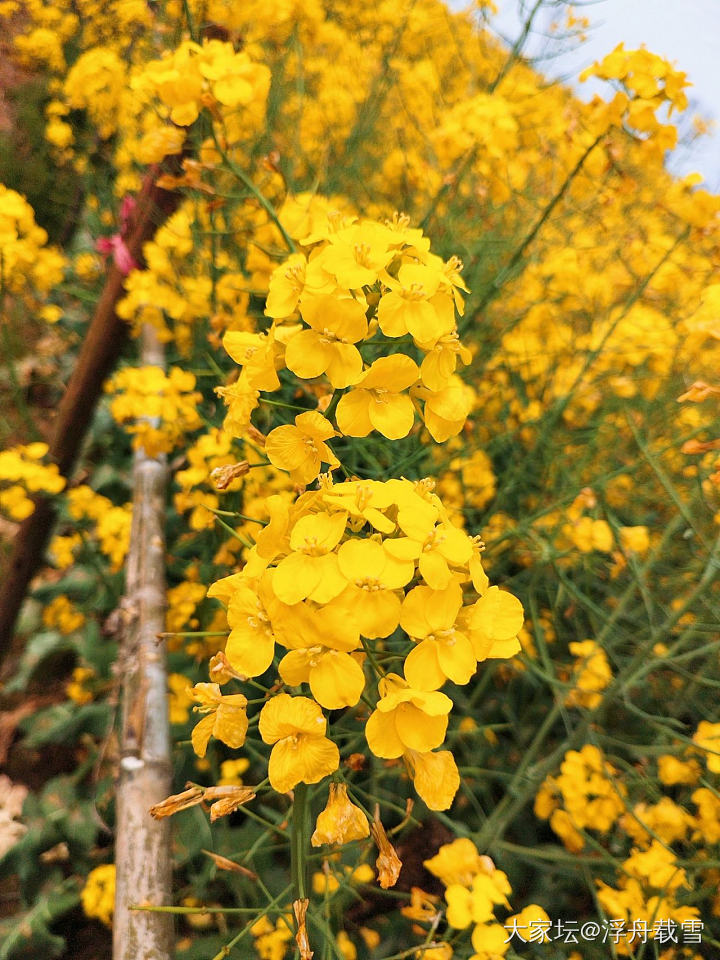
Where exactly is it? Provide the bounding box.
[483,0,720,190]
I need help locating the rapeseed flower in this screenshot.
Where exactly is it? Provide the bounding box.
[265,411,339,486]
[258,694,339,793]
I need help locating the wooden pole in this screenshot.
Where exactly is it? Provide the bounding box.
[113,323,174,960]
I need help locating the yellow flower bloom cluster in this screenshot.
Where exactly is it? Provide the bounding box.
[221,214,473,452]
[64,48,127,140]
[692,720,720,774]
[106,366,203,456]
[65,666,95,705]
[534,745,626,853]
[174,429,247,531]
[250,914,294,960]
[133,38,271,138]
[596,841,699,954]
[51,485,132,571]
[0,185,65,299]
[311,861,374,897]
[166,580,208,635]
[200,475,523,810]
[564,640,612,710]
[167,673,193,725]
[0,443,65,521]
[42,595,85,635]
[424,837,550,960]
[80,863,116,927]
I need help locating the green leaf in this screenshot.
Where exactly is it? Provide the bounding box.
[3,631,70,694]
[0,874,79,960]
[19,703,110,747]
[173,805,213,866]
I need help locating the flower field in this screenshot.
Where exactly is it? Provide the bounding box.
[1,1,719,958]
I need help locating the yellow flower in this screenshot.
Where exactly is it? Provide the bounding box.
[224,572,282,677]
[416,377,473,442]
[336,930,357,960]
[136,125,186,164]
[418,328,472,391]
[365,674,452,758]
[285,294,368,389]
[219,758,251,786]
[470,922,510,959]
[619,525,650,553]
[251,914,294,960]
[405,749,460,811]
[272,511,348,605]
[565,640,612,709]
[419,946,453,960]
[223,330,282,392]
[265,252,307,318]
[43,595,85,634]
[378,261,454,341]
[336,355,419,440]
[321,478,397,534]
[311,783,369,846]
[258,693,339,793]
[445,868,511,928]
[190,683,249,758]
[693,720,720,773]
[463,587,524,660]
[386,511,473,591]
[81,864,116,927]
[66,666,95,705]
[400,583,476,690]
[314,221,395,289]
[424,837,489,888]
[657,754,701,786]
[265,410,339,486]
[168,673,193,724]
[336,537,413,638]
[276,593,365,709]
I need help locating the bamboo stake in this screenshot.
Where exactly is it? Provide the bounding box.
[113,324,174,960]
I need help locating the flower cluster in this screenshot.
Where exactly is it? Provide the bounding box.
[424,837,551,959]
[220,214,474,453]
[106,365,203,456]
[580,44,690,156]
[49,484,132,571]
[196,475,523,811]
[564,640,613,710]
[596,841,700,953]
[0,443,65,521]
[534,745,627,853]
[80,864,116,928]
[0,185,65,299]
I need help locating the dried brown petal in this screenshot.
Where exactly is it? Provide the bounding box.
[209,651,246,684]
[149,786,204,819]
[211,461,250,490]
[204,785,256,821]
[293,898,313,960]
[370,813,402,889]
[202,849,257,878]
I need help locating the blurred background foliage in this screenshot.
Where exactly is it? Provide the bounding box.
[1,0,720,958]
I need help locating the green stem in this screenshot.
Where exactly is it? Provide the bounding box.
[291,782,310,901]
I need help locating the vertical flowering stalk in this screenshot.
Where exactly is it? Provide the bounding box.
[113,324,173,960]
